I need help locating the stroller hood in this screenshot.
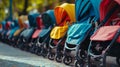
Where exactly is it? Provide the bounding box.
[28,13,39,27]
[18,15,27,28]
[75,0,100,21]
[5,21,11,30]
[66,0,101,45]
[1,21,6,30]
[54,3,76,25]
[36,15,44,29]
[42,10,56,27]
[50,3,76,39]
[100,0,120,26]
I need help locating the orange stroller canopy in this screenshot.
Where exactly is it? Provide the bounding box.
[54,3,76,26]
[50,3,76,39]
[14,15,28,36]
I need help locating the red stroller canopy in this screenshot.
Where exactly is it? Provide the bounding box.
[100,0,120,26]
[36,15,44,29]
[5,21,11,30]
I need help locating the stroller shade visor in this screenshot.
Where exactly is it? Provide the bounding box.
[18,15,28,28]
[54,3,75,26]
[28,13,39,27]
[100,0,120,26]
[42,10,56,27]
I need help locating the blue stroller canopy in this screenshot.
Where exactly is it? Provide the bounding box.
[28,13,40,27]
[75,0,100,21]
[66,0,101,45]
[1,21,6,30]
[42,10,56,27]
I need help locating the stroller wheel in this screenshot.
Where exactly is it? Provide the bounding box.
[48,52,55,60]
[63,56,72,65]
[18,43,24,50]
[74,60,89,67]
[55,54,63,62]
[116,57,120,66]
[75,60,83,67]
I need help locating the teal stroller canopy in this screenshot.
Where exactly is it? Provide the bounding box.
[1,21,7,30]
[75,0,100,21]
[66,0,101,45]
[42,10,56,27]
[28,13,40,27]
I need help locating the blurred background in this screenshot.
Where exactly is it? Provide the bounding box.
[0,0,74,22]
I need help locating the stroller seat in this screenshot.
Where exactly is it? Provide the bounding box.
[32,15,43,39]
[20,13,39,40]
[91,26,120,43]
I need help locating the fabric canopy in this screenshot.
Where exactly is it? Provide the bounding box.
[1,21,6,30]
[50,3,75,39]
[100,0,120,26]
[18,15,27,28]
[36,15,44,29]
[54,3,76,25]
[5,21,11,30]
[42,10,56,27]
[28,13,39,27]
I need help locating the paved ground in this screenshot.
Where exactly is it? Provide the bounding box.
[0,42,69,67]
[0,42,119,67]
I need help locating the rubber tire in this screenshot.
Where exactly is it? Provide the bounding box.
[116,57,120,66]
[63,56,72,65]
[48,53,55,60]
[55,54,63,63]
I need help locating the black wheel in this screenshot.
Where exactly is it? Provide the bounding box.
[63,56,72,65]
[29,46,35,53]
[75,60,83,67]
[116,57,120,66]
[48,52,55,60]
[75,60,90,67]
[36,47,42,56]
[55,54,63,62]
[18,43,24,50]
[41,48,48,57]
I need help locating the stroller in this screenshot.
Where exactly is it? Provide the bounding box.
[87,0,120,67]
[48,3,75,61]
[30,10,56,57]
[17,13,39,50]
[63,0,101,65]
[0,21,9,42]
[38,10,56,57]
[28,15,44,53]
[12,15,28,47]
[6,20,19,44]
